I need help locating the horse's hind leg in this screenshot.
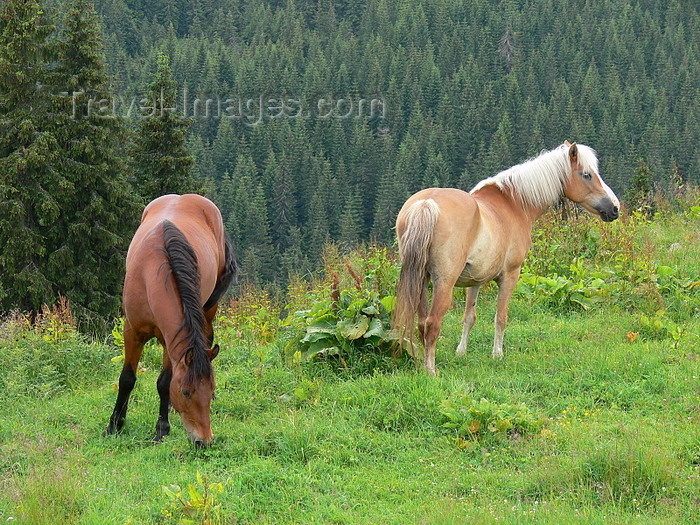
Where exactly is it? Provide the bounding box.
[416,280,429,348]
[155,343,172,442]
[204,304,217,347]
[456,286,480,356]
[105,320,145,436]
[422,280,454,375]
[492,268,520,359]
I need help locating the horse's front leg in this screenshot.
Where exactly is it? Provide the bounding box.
[105,321,144,436]
[456,285,480,356]
[492,268,520,359]
[154,343,172,442]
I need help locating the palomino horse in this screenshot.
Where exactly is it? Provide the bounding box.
[393,142,619,375]
[105,194,237,446]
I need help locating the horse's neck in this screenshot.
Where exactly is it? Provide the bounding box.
[475,184,550,227]
[518,198,552,224]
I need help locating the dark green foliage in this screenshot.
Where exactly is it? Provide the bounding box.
[2,0,699,305]
[47,0,140,322]
[627,159,657,216]
[86,0,700,287]
[0,0,58,312]
[0,0,139,323]
[129,52,198,202]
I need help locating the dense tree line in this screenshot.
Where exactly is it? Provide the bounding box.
[91,0,699,285]
[0,0,194,324]
[2,0,698,316]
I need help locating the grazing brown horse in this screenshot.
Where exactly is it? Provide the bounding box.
[393,142,619,375]
[105,194,237,446]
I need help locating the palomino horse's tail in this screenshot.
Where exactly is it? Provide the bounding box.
[393,199,440,353]
[161,220,212,382]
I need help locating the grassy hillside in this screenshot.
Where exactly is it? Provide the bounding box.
[0,201,698,524]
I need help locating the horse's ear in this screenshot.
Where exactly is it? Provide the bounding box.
[184,348,194,367]
[568,142,578,162]
[208,344,220,361]
[564,140,571,147]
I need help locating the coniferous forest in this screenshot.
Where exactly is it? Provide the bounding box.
[1,0,699,322]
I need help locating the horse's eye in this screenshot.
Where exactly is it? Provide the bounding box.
[582,171,592,181]
[182,389,191,399]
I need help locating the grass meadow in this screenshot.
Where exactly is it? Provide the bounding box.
[0,201,698,524]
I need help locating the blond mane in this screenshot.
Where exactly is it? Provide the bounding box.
[471,144,599,209]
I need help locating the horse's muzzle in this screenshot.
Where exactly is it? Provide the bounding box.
[596,199,620,222]
[193,437,210,448]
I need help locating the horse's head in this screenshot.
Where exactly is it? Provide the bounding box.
[170,344,220,447]
[563,141,620,222]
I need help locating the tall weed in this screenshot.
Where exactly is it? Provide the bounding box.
[0,299,113,400]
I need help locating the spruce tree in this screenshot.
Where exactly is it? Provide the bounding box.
[422,152,451,188]
[0,0,139,322]
[305,188,330,265]
[0,0,57,313]
[233,177,275,285]
[338,188,363,247]
[46,0,140,322]
[280,225,309,282]
[627,159,656,217]
[371,168,402,245]
[129,52,197,202]
[211,118,240,180]
[268,151,297,249]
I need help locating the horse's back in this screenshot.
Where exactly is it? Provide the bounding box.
[140,194,223,241]
[124,195,226,335]
[398,188,481,247]
[397,187,526,287]
[397,188,479,238]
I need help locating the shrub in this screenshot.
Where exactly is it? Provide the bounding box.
[440,395,546,443]
[284,250,409,376]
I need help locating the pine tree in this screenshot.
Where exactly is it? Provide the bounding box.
[46,0,140,322]
[338,188,362,248]
[627,159,656,217]
[0,0,57,313]
[305,188,330,265]
[280,225,309,282]
[268,151,297,249]
[129,52,197,202]
[371,168,402,245]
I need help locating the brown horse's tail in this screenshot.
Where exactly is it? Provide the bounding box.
[203,233,238,311]
[392,199,440,355]
[161,220,211,383]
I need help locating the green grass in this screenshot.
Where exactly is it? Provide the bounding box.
[1,210,698,524]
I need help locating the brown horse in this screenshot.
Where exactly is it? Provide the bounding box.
[393,142,619,375]
[105,194,237,446]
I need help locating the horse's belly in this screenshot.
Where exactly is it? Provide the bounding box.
[455,261,496,287]
[454,233,505,287]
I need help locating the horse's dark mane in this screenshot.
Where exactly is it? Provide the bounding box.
[161,220,212,383]
[203,232,238,311]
